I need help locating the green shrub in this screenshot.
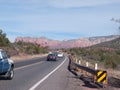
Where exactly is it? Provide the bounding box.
[0,29,10,46]
[15,42,48,55]
[68,47,119,69]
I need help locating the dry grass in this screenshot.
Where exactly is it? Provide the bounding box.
[106,69,120,78]
[10,54,48,62]
[75,56,120,79]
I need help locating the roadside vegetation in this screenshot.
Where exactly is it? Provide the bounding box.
[68,37,120,70]
[0,29,17,56]
[0,29,11,46]
[0,29,48,56]
[14,41,48,55]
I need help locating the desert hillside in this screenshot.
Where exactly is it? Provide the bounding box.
[15,35,119,49]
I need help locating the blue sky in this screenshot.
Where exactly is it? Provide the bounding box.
[0,0,120,42]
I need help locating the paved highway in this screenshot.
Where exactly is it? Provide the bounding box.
[0,56,67,90]
[0,55,100,90]
[1,55,117,90]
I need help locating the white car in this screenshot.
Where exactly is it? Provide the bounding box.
[57,53,64,58]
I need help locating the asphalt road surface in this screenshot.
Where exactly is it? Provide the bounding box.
[0,56,66,90]
[0,55,119,90]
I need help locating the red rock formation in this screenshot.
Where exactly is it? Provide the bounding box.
[15,35,119,49]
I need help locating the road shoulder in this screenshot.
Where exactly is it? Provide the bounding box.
[35,57,98,90]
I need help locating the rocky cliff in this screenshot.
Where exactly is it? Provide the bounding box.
[15,35,119,49]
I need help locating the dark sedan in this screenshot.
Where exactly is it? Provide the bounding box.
[47,53,57,61]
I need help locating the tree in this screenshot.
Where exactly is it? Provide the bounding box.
[0,29,10,46]
[111,18,120,35]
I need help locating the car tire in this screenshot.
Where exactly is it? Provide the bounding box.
[6,68,14,80]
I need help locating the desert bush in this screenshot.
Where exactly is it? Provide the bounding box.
[15,42,48,55]
[104,54,117,69]
[68,47,120,69]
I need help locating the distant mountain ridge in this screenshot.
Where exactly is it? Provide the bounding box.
[92,36,120,50]
[15,35,119,49]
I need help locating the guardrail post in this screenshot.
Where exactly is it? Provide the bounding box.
[86,62,89,75]
[86,62,89,67]
[78,60,83,73]
[79,60,81,65]
[95,63,98,70]
[93,63,98,83]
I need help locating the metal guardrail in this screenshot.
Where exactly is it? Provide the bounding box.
[69,55,107,85]
[73,62,96,75]
[69,55,96,75]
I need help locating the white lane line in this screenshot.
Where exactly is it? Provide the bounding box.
[29,57,67,90]
[15,61,44,70]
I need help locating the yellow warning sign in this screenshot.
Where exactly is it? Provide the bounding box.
[96,70,107,84]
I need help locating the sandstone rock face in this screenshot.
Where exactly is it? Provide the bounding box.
[15,35,119,49]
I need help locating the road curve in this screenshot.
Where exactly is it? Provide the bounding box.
[0,55,106,90]
[0,56,66,90]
